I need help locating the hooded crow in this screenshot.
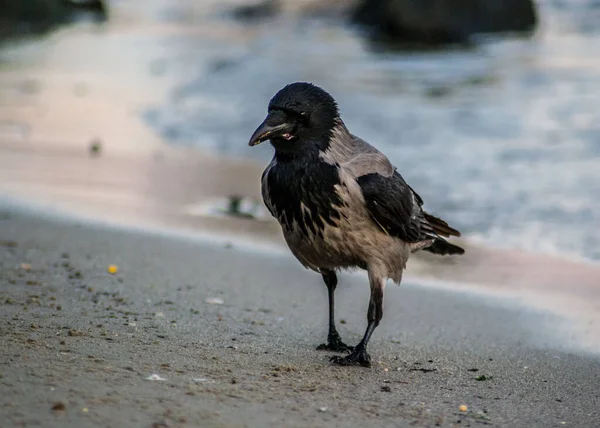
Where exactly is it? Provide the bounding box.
[249,82,464,367]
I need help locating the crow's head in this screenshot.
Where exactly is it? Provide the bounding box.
[249,82,339,154]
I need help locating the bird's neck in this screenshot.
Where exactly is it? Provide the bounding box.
[272,142,321,164]
[272,118,349,163]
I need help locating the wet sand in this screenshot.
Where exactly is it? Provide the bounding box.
[2,205,600,427]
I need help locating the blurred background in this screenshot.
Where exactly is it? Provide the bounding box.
[1,0,599,263]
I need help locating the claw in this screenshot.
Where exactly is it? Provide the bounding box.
[316,341,354,353]
[330,347,371,367]
[316,332,353,353]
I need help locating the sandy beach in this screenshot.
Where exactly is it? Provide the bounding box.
[1,204,600,427]
[2,0,600,426]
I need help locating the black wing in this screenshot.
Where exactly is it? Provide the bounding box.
[357,171,426,242]
[357,171,463,254]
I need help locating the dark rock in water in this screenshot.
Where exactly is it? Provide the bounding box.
[0,0,67,36]
[0,0,107,39]
[351,0,538,45]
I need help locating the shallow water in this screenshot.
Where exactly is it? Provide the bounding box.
[1,0,599,262]
[144,0,600,261]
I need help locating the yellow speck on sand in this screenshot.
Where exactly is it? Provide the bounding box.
[21,263,31,271]
[459,405,468,412]
[82,407,89,413]
[107,265,118,274]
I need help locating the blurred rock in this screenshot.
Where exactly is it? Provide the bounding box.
[351,0,538,44]
[0,0,107,39]
[225,0,537,46]
[0,0,67,36]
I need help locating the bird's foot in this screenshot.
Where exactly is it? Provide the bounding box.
[330,345,371,367]
[317,332,353,353]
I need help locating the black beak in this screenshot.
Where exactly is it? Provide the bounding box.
[248,112,294,147]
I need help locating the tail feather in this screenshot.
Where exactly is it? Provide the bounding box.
[421,211,464,255]
[423,212,461,237]
[424,238,465,255]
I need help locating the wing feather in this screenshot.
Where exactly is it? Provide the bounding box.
[355,168,462,253]
[356,171,426,243]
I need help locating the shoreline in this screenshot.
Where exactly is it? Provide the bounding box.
[1,138,600,355]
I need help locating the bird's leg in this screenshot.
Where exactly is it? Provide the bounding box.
[331,270,386,367]
[316,270,353,353]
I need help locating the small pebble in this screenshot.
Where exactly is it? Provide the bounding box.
[459,404,468,412]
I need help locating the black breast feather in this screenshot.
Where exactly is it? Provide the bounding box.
[264,157,344,237]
